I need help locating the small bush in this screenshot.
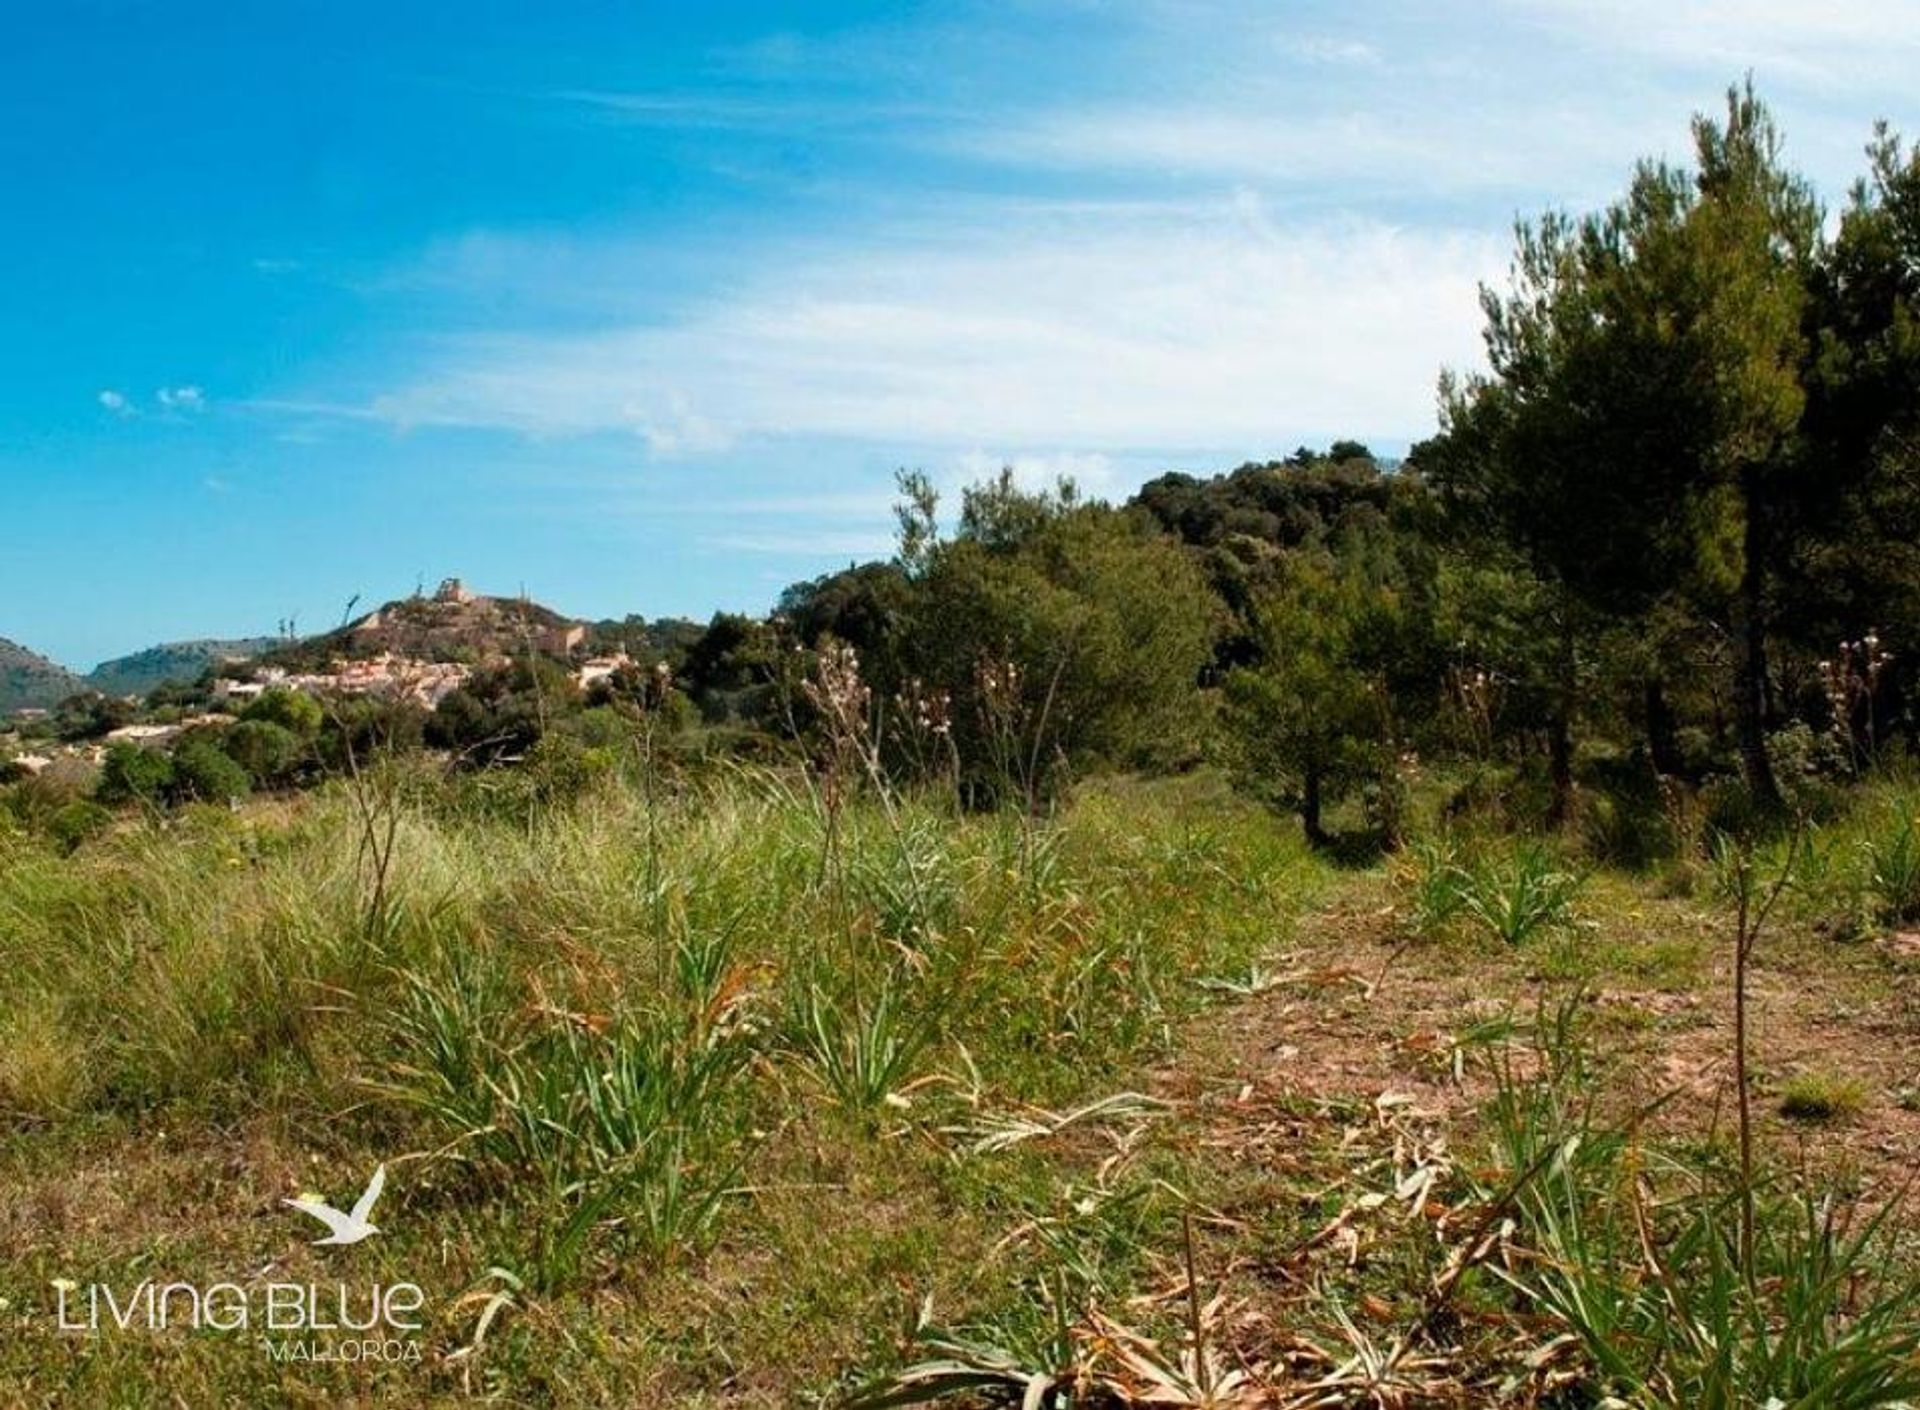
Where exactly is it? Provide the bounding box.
[96,740,174,805]
[240,686,323,737]
[1863,811,1920,925]
[1779,1070,1869,1122]
[1457,841,1582,946]
[524,733,616,805]
[46,799,113,853]
[169,738,251,804]
[1766,721,1850,819]
[222,718,306,786]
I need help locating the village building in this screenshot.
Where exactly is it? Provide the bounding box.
[576,651,632,690]
[538,623,587,656]
[105,722,184,747]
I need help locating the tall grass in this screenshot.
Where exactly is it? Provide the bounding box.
[1396,833,1582,946]
[1480,1000,1920,1409]
[0,761,1327,1296]
[376,946,754,1285]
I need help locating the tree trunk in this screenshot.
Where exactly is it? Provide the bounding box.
[1645,678,1683,775]
[1546,609,1577,827]
[1546,714,1573,828]
[1301,766,1328,847]
[1733,489,1784,812]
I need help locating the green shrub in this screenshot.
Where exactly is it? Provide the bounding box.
[1863,811,1920,925]
[221,718,306,786]
[525,733,616,804]
[169,738,251,804]
[1457,841,1582,946]
[1766,721,1850,818]
[240,686,323,737]
[96,740,174,805]
[46,799,113,853]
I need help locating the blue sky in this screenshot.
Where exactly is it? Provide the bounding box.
[5,1,1917,668]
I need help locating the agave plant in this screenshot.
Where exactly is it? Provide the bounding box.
[1456,842,1583,946]
[799,978,938,1115]
[1863,811,1920,925]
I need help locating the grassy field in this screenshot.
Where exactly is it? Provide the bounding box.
[1,765,1917,1405]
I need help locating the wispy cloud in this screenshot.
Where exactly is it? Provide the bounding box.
[99,385,209,417]
[635,390,733,457]
[1506,0,1920,90]
[361,197,1500,455]
[1286,36,1383,67]
[553,88,944,133]
[703,529,898,558]
[253,0,1916,507]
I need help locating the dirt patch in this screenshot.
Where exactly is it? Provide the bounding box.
[1172,877,1920,1206]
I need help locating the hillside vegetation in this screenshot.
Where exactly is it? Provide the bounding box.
[0,639,82,713]
[2,759,1917,1404]
[83,638,275,698]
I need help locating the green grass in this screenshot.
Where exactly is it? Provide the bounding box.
[2,763,1916,1405]
[1779,1069,1871,1122]
[1482,1005,1920,1410]
[0,765,1334,1404]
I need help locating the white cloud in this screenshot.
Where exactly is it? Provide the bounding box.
[632,390,733,457]
[97,388,132,415]
[948,450,1124,501]
[156,385,205,412]
[946,100,1654,199]
[1507,0,1920,88]
[704,529,900,558]
[363,199,1501,456]
[1286,36,1382,67]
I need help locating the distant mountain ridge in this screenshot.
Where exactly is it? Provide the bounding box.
[86,638,277,697]
[0,635,277,713]
[0,638,84,712]
[4,580,586,715]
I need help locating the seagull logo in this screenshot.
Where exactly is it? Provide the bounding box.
[283,1164,387,1246]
